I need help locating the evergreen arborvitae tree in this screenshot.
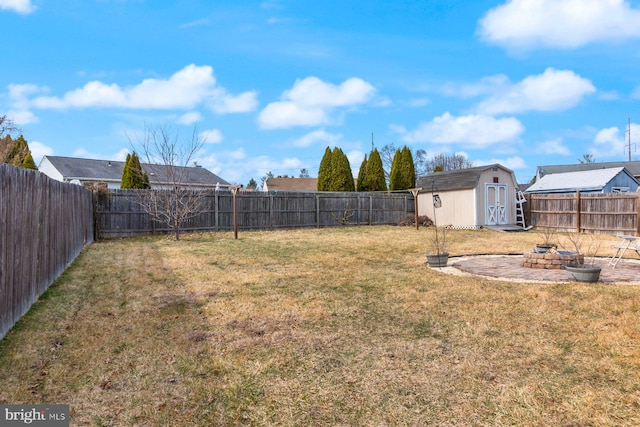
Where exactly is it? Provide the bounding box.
[362,148,387,191]
[121,153,132,189]
[129,152,150,189]
[122,152,150,189]
[356,155,368,191]
[0,135,38,170]
[400,145,416,189]
[389,148,402,190]
[330,148,355,191]
[317,146,333,191]
[21,150,37,170]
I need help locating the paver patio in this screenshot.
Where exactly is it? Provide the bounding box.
[434,255,640,285]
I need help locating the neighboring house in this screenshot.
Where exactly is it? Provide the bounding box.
[536,161,640,181]
[416,164,519,228]
[38,155,231,190]
[263,177,318,192]
[525,167,640,194]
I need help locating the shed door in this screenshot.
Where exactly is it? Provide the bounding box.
[486,183,508,225]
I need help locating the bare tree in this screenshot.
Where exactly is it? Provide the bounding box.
[131,124,208,240]
[578,154,595,164]
[380,143,428,180]
[425,152,473,173]
[0,115,19,138]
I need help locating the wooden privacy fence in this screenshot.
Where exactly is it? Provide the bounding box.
[0,164,94,340]
[94,190,416,238]
[526,192,640,235]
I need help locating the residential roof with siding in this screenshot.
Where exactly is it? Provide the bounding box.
[39,155,230,187]
[537,161,640,179]
[416,164,514,192]
[526,167,638,193]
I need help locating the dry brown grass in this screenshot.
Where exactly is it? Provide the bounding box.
[1,226,640,426]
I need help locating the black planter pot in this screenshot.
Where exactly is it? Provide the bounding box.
[536,244,556,253]
[565,264,601,283]
[426,252,449,268]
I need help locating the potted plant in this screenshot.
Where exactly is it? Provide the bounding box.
[561,232,602,283]
[426,226,449,268]
[535,227,557,253]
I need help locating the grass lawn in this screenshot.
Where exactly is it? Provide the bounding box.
[1,226,639,426]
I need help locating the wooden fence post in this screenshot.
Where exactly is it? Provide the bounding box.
[576,191,581,233]
[636,191,640,236]
[409,188,421,230]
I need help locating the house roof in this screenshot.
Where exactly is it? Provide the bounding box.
[525,167,637,193]
[40,155,230,187]
[265,177,318,191]
[537,161,640,178]
[416,164,514,192]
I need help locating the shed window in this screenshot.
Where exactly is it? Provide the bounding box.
[493,177,499,183]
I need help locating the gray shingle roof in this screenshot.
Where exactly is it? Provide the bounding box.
[537,161,640,178]
[416,164,512,192]
[526,167,632,193]
[42,155,230,187]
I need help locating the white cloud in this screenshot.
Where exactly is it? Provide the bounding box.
[478,0,640,50]
[536,137,571,156]
[200,129,223,144]
[590,125,634,158]
[475,156,527,170]
[30,141,53,165]
[177,111,202,125]
[475,68,595,115]
[27,64,257,114]
[0,0,35,14]
[258,76,376,129]
[5,109,38,125]
[291,129,342,147]
[209,90,259,114]
[400,112,524,147]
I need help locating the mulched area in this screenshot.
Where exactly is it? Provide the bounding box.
[441,255,640,285]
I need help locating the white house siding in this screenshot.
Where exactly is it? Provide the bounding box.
[418,188,476,227]
[37,157,65,182]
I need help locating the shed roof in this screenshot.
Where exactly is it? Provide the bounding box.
[525,167,636,193]
[416,164,514,192]
[265,177,318,192]
[40,155,230,187]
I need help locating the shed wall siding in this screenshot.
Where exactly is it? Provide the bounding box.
[418,188,476,227]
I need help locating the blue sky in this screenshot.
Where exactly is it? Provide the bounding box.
[2,0,640,185]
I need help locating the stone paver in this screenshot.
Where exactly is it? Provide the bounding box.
[433,255,640,285]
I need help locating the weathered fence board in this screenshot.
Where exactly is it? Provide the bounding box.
[526,192,640,235]
[94,190,416,238]
[1,164,94,340]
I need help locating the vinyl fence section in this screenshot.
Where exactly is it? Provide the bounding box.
[94,190,416,238]
[0,164,94,340]
[526,192,640,235]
